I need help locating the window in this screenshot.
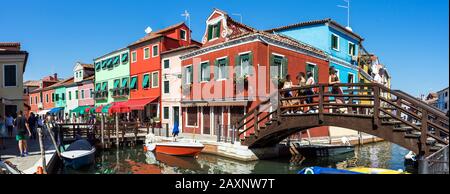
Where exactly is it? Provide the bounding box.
[121,53,129,64]
[306,63,318,83]
[61,93,65,101]
[348,42,356,56]
[270,54,287,79]
[131,51,137,63]
[142,74,150,89]
[130,76,138,90]
[186,107,198,126]
[348,73,355,84]
[75,91,78,100]
[35,96,38,104]
[81,90,85,99]
[152,45,159,57]
[101,60,107,69]
[46,94,49,103]
[237,53,253,77]
[30,98,32,105]
[331,34,340,51]
[107,58,113,68]
[95,62,101,71]
[185,66,193,84]
[122,78,128,88]
[90,89,93,98]
[52,93,55,102]
[68,91,72,100]
[207,22,221,40]
[164,81,170,94]
[217,58,228,80]
[95,83,101,91]
[102,82,108,91]
[163,107,169,119]
[180,29,187,40]
[200,62,210,81]
[3,65,17,87]
[113,55,120,66]
[143,47,150,59]
[152,72,159,88]
[113,79,120,89]
[163,59,170,69]
[55,94,59,101]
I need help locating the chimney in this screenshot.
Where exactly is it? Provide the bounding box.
[53,73,58,81]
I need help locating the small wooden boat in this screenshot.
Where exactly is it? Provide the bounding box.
[61,139,96,169]
[145,141,204,157]
[298,166,362,174]
[346,167,410,174]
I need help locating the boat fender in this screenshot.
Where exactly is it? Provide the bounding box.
[304,168,315,174]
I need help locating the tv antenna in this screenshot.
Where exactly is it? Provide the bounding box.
[337,0,351,28]
[181,10,191,29]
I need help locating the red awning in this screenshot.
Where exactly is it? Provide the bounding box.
[122,97,158,111]
[95,105,104,113]
[109,102,130,114]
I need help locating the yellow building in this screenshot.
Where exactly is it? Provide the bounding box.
[0,42,29,118]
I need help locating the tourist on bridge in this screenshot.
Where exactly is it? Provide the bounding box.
[296,72,307,113]
[5,114,14,138]
[305,71,317,113]
[15,111,31,157]
[329,67,345,113]
[282,74,295,114]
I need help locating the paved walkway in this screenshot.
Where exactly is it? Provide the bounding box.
[0,129,57,174]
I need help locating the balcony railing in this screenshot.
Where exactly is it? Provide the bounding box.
[111,87,130,98]
[93,90,108,100]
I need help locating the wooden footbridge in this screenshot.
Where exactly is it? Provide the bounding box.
[236,83,449,158]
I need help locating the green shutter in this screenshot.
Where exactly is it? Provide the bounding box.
[102,60,107,69]
[235,55,241,77]
[205,62,211,81]
[130,77,137,89]
[314,65,319,83]
[114,79,120,88]
[143,75,149,88]
[102,82,107,90]
[121,53,128,63]
[214,59,219,80]
[197,63,202,83]
[75,91,78,100]
[215,22,221,38]
[182,67,186,85]
[95,62,101,70]
[95,83,101,91]
[208,25,213,40]
[282,57,288,79]
[113,56,120,66]
[122,78,128,88]
[270,54,277,79]
[248,52,254,76]
[189,66,193,84]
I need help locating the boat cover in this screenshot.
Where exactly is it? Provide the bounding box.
[66,139,93,152]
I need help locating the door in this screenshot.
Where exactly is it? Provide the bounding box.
[173,107,179,126]
[5,105,17,118]
[213,107,222,136]
[203,107,210,135]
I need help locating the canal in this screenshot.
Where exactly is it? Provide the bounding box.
[59,141,417,174]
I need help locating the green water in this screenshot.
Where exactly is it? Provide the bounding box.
[59,141,417,174]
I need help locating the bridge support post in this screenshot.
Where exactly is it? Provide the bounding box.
[373,85,380,129]
[318,85,324,123]
[418,157,429,174]
[420,109,429,156]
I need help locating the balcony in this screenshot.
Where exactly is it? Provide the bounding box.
[111,87,130,98]
[93,90,108,100]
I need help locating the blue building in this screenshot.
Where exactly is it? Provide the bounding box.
[266,18,364,84]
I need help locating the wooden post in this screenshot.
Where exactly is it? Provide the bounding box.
[373,85,380,128]
[254,106,259,136]
[115,113,119,147]
[318,85,324,123]
[46,124,61,158]
[100,114,105,148]
[420,109,429,156]
[37,127,47,174]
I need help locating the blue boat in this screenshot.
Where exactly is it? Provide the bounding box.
[298,166,363,174]
[61,139,96,169]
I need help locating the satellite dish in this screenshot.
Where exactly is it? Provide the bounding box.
[345,26,353,32]
[145,26,152,34]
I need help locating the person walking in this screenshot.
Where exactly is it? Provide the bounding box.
[282,74,295,114]
[15,111,31,157]
[329,67,345,113]
[5,114,14,138]
[28,112,38,140]
[305,71,316,113]
[296,72,307,113]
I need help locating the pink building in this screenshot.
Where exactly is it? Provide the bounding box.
[78,76,95,107]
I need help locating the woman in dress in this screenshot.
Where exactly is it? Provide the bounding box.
[329,68,345,113]
[296,72,307,113]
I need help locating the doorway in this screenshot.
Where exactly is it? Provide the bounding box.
[213,107,222,136]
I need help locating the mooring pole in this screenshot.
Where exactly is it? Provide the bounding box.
[115,113,119,147]
[37,127,47,174]
[45,123,61,158]
[100,113,105,148]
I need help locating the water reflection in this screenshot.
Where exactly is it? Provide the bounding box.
[60,141,417,174]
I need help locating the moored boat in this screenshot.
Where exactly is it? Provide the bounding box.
[61,139,96,169]
[298,166,362,174]
[346,167,410,174]
[153,141,204,157]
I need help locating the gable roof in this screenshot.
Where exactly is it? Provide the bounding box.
[128,22,186,47]
[265,18,364,41]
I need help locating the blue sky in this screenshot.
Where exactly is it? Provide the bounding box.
[1,0,448,96]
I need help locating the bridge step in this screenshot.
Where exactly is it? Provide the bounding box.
[393,126,413,132]
[404,133,421,138]
[381,120,403,125]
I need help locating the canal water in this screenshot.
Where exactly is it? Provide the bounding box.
[59,141,417,174]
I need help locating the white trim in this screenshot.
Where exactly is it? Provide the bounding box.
[2,64,18,88]
[216,56,228,61]
[331,33,340,51]
[272,53,285,58]
[200,60,210,82]
[180,29,187,41]
[151,71,159,88]
[238,51,252,55]
[184,39,262,60]
[185,64,193,84]
[152,44,159,57]
[131,51,137,63]
[143,47,150,60]
[348,42,355,56]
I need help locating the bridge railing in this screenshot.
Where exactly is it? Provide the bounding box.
[236,82,449,154]
[420,145,449,174]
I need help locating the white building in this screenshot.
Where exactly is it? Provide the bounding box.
[436,87,449,113]
[160,45,199,132]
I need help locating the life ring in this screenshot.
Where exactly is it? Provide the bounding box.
[304,168,315,174]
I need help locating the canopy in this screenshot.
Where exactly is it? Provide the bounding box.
[70,105,92,115]
[130,77,137,89]
[37,109,51,116]
[85,107,95,114]
[113,79,120,88]
[94,104,112,114]
[121,97,158,111]
[122,78,128,87]
[108,102,130,114]
[49,107,64,114]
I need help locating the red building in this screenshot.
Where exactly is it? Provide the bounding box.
[28,74,59,113]
[126,23,200,122]
[180,9,330,138]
